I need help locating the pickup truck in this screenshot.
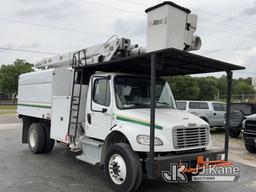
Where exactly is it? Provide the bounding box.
[242,114,256,153]
[176,101,226,128]
[229,103,256,138]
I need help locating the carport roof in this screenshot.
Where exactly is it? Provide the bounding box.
[76,47,245,76]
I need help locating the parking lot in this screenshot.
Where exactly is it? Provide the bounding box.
[0,115,256,192]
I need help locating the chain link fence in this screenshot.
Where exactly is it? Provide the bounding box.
[218,94,256,103]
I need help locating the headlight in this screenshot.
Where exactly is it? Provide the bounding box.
[136,135,163,146]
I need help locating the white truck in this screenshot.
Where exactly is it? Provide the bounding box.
[17,2,243,192]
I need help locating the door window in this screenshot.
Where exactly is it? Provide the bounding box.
[212,103,226,111]
[176,102,186,110]
[92,79,110,107]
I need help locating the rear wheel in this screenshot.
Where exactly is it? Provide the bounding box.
[245,144,256,153]
[229,110,244,138]
[229,128,241,138]
[104,143,142,192]
[28,123,46,154]
[42,123,55,153]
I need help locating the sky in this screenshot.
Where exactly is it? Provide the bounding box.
[0,0,256,78]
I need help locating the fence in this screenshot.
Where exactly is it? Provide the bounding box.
[219,94,256,103]
[0,93,17,105]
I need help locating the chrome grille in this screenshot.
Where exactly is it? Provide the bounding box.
[245,121,256,133]
[173,126,210,149]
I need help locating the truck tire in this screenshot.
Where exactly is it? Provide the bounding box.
[245,144,256,153]
[28,123,46,154]
[229,110,244,138]
[42,123,55,153]
[229,128,240,138]
[104,143,142,192]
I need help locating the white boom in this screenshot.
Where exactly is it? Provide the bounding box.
[35,36,146,69]
[34,2,201,70]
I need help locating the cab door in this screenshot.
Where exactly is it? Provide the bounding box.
[211,102,226,127]
[86,76,112,140]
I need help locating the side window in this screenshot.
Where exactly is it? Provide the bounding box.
[212,103,226,111]
[93,79,110,107]
[176,102,186,110]
[189,102,209,109]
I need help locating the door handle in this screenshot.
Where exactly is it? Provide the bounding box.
[213,113,217,115]
[87,113,91,124]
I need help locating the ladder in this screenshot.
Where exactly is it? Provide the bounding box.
[68,50,87,139]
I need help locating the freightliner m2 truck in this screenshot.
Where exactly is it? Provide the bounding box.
[17,2,244,192]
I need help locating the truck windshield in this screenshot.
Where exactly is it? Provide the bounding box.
[114,76,175,109]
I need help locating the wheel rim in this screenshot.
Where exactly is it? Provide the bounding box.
[29,128,36,148]
[108,154,127,185]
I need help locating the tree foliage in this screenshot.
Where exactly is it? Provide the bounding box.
[166,75,256,101]
[0,59,33,93]
[167,76,200,100]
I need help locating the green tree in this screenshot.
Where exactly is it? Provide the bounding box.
[166,76,200,100]
[0,59,33,94]
[233,81,256,95]
[196,77,218,100]
[216,75,227,96]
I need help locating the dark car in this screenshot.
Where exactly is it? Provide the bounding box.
[242,114,256,153]
[229,103,256,138]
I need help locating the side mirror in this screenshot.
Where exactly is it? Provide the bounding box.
[102,108,107,113]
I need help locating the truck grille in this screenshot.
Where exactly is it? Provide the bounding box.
[173,126,210,149]
[245,121,256,133]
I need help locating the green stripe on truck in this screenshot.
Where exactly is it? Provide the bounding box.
[18,103,51,109]
[116,115,163,130]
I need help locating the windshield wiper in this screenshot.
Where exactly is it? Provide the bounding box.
[156,101,174,109]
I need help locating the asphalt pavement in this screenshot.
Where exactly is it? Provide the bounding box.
[0,115,21,124]
[0,118,256,192]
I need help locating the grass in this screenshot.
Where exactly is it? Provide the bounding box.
[0,105,17,110]
[0,111,16,115]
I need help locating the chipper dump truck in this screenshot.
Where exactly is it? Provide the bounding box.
[17,2,244,192]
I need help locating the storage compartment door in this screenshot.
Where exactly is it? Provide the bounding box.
[50,96,71,143]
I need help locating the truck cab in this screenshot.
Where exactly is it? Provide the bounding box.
[85,73,210,152]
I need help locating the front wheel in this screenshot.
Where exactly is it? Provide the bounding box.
[104,143,142,192]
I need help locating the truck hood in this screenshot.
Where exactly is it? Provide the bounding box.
[116,108,208,128]
[246,114,256,121]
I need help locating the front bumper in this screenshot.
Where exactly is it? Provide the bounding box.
[146,150,232,178]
